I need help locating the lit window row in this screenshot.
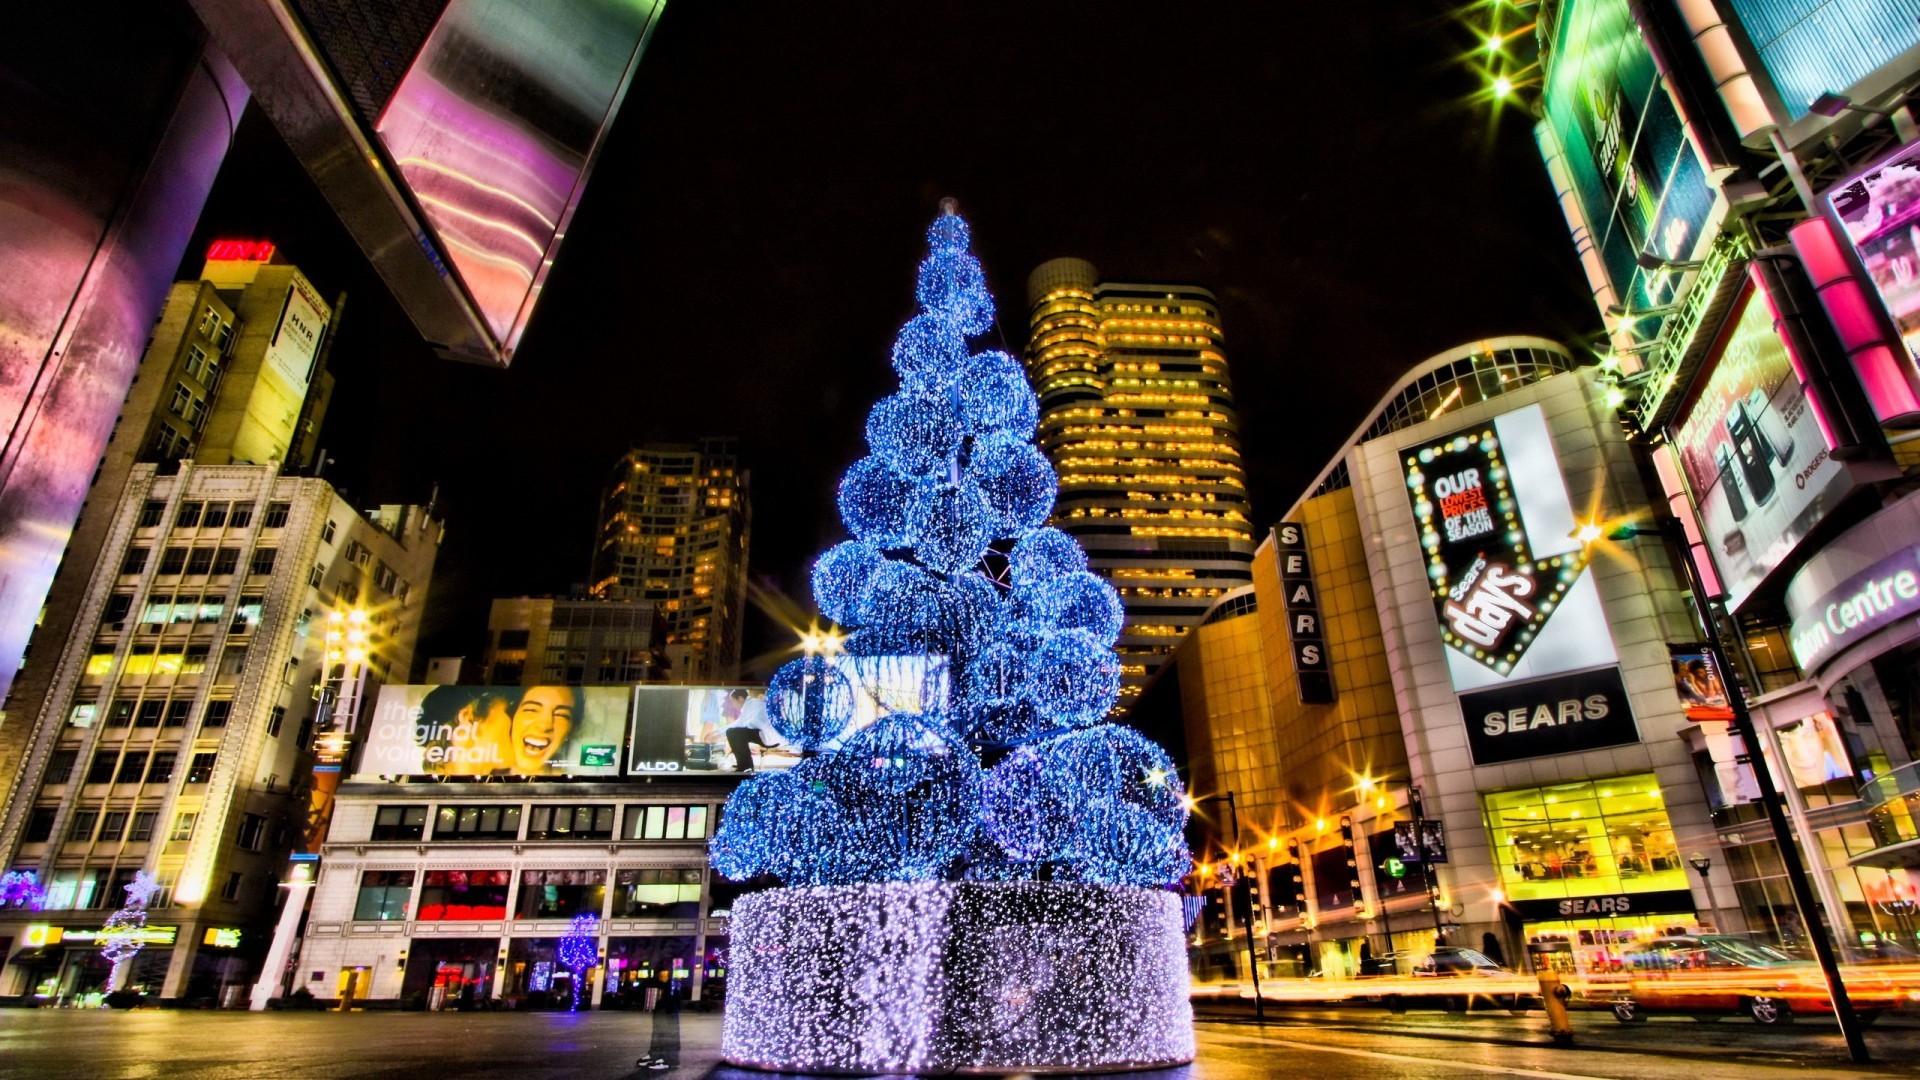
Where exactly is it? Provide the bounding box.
[1129,526,1248,539]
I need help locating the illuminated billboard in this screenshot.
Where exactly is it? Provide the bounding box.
[629,686,800,774]
[356,685,628,779]
[1829,139,1920,369]
[1669,284,1855,610]
[1403,404,1637,765]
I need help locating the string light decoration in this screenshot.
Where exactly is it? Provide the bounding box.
[98,870,161,992]
[558,913,599,1013]
[0,869,46,910]
[713,205,1191,1073]
[722,882,1194,1073]
[767,655,856,748]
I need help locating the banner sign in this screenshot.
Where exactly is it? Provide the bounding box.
[1274,521,1334,703]
[1787,544,1920,674]
[1393,820,1448,865]
[1509,889,1697,922]
[356,685,628,779]
[1458,666,1639,766]
[1668,645,1735,722]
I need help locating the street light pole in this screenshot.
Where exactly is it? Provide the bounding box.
[1192,791,1264,1020]
[1603,520,1869,1063]
[1688,853,1726,933]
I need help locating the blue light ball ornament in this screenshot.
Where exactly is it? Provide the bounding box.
[711,770,817,882]
[1026,628,1120,727]
[838,456,922,548]
[968,438,1055,532]
[767,656,856,749]
[854,561,950,646]
[927,211,971,254]
[812,541,885,626]
[1032,570,1124,646]
[891,314,965,390]
[1066,802,1191,888]
[956,351,1038,439]
[811,714,981,882]
[916,252,994,336]
[1009,528,1087,587]
[947,571,1002,656]
[867,392,960,478]
[909,481,996,575]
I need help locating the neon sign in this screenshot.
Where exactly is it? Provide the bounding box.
[205,239,276,263]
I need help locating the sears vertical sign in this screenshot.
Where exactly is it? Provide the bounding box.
[1275,521,1334,703]
[1402,404,1638,765]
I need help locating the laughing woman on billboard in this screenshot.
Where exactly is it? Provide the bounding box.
[508,685,579,775]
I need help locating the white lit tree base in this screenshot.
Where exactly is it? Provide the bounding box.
[722,881,1195,1075]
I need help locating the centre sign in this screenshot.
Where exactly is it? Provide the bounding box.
[1788,545,1920,674]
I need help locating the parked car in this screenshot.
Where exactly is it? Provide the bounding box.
[1608,935,1905,1026]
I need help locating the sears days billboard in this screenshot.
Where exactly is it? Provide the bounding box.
[1402,404,1638,765]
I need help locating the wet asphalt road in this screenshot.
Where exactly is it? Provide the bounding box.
[0,1005,1912,1078]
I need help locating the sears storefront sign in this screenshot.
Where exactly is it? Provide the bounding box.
[1402,404,1636,765]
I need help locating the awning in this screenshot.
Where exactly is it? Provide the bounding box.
[6,945,64,965]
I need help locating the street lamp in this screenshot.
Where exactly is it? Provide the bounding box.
[1189,791,1264,1020]
[1687,852,1725,933]
[1582,518,1870,1063]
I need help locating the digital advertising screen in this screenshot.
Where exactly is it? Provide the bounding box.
[1670,284,1854,610]
[1829,138,1920,368]
[356,685,628,779]
[629,685,800,775]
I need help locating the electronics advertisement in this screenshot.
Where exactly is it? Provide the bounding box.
[1669,284,1854,611]
[356,685,628,779]
[1828,136,1920,363]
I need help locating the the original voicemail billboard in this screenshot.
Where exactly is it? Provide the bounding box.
[356,685,628,779]
[1402,403,1638,765]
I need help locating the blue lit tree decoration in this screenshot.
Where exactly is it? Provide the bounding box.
[710,202,1188,890]
[558,913,599,1013]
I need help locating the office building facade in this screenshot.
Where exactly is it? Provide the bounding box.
[589,439,749,683]
[0,467,438,1004]
[482,597,667,687]
[1024,259,1255,709]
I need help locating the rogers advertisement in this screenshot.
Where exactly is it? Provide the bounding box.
[1670,284,1853,611]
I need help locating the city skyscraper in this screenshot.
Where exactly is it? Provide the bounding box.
[588,438,750,683]
[1025,259,1255,709]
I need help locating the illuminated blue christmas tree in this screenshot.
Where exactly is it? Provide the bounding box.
[558,913,598,1013]
[710,204,1189,889]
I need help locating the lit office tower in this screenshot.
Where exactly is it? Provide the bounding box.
[1025,259,1255,709]
[589,438,750,683]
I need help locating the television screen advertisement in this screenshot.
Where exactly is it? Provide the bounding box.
[1829,138,1920,367]
[1402,404,1635,764]
[629,685,801,774]
[355,685,628,779]
[1669,284,1854,611]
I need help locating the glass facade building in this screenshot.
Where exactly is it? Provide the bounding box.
[1024,258,1255,709]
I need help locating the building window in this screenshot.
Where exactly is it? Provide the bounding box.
[68,703,98,728]
[202,502,228,528]
[116,751,149,784]
[165,700,191,727]
[249,548,277,576]
[264,502,291,528]
[186,752,217,784]
[86,752,117,785]
[515,869,605,920]
[231,596,263,633]
[24,808,57,843]
[170,812,197,841]
[135,700,163,728]
[121,547,149,575]
[321,519,336,544]
[138,500,165,528]
[497,629,530,649]
[267,705,286,738]
[370,805,428,841]
[218,645,247,677]
[203,700,232,729]
[148,751,176,783]
[432,805,522,841]
[1481,774,1686,905]
[623,804,709,841]
[185,548,213,575]
[228,503,252,529]
[104,700,134,728]
[354,870,415,921]
[129,811,157,842]
[614,868,704,919]
[98,811,128,842]
[212,547,239,575]
[176,501,203,528]
[220,872,243,901]
[236,813,266,851]
[526,805,616,841]
[102,594,133,625]
[416,869,511,920]
[84,648,115,677]
[68,810,99,842]
[44,749,77,785]
[158,547,187,574]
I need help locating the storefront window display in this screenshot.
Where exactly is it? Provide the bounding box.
[615,868,703,919]
[505,937,587,1009]
[516,869,605,920]
[401,937,497,1009]
[416,869,510,920]
[602,935,696,1008]
[1483,775,1688,902]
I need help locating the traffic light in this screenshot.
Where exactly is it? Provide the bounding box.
[1278,839,1307,910]
[1341,815,1360,895]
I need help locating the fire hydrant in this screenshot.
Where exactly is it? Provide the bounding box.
[1538,971,1574,1046]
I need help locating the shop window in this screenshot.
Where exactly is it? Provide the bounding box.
[371,806,428,841]
[433,804,522,841]
[623,804,709,841]
[43,749,77,785]
[1481,774,1687,903]
[615,868,703,919]
[354,870,415,920]
[527,805,616,840]
[416,869,510,920]
[516,869,605,920]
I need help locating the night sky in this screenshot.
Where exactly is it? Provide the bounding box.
[178,2,1594,670]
